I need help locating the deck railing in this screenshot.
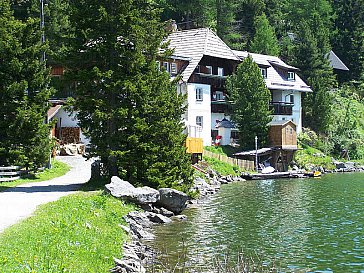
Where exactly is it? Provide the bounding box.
[269,101,294,115]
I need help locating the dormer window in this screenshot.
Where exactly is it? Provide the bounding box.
[162,62,169,72]
[206,65,212,75]
[288,71,295,81]
[218,67,224,76]
[260,68,267,79]
[170,62,177,75]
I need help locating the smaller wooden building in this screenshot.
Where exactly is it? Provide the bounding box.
[268,120,298,171]
[268,120,297,149]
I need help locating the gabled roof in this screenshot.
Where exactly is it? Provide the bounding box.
[215,118,235,128]
[328,50,349,71]
[47,105,62,122]
[268,120,297,127]
[166,28,240,81]
[233,50,312,93]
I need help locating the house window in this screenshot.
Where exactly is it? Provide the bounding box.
[290,94,294,104]
[162,62,169,72]
[260,68,267,79]
[170,62,177,75]
[196,88,203,101]
[206,65,213,74]
[196,116,203,128]
[215,91,225,101]
[218,67,224,76]
[288,71,295,81]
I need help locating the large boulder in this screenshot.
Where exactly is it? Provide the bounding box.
[157,188,188,214]
[105,176,159,205]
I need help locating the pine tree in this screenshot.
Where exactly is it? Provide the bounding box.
[234,0,265,49]
[66,0,193,189]
[292,22,336,133]
[0,0,53,169]
[157,0,214,29]
[227,56,272,150]
[249,13,280,56]
[331,0,364,83]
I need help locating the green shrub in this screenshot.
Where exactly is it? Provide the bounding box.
[294,144,335,170]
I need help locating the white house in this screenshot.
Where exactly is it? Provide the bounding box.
[233,51,312,134]
[164,28,312,146]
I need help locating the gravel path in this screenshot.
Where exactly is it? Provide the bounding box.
[0,156,92,233]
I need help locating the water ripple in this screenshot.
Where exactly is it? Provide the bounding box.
[150,173,364,272]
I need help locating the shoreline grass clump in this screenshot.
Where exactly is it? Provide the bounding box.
[0,159,70,192]
[0,191,135,273]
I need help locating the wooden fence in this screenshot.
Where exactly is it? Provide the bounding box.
[203,150,254,171]
[0,166,22,182]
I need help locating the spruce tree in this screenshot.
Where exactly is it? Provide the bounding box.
[292,22,336,133]
[0,0,52,169]
[249,13,280,56]
[234,0,265,49]
[227,56,272,150]
[66,0,192,189]
[331,0,364,83]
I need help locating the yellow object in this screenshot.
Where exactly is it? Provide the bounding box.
[185,137,203,154]
[313,171,322,177]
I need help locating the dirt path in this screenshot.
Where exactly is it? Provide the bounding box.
[0,156,92,233]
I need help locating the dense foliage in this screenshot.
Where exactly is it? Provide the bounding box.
[65,0,193,190]
[0,0,53,170]
[227,56,272,150]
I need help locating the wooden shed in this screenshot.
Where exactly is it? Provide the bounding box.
[268,120,297,149]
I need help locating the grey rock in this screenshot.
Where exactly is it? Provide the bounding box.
[171,214,187,221]
[335,162,346,169]
[345,161,355,169]
[145,212,172,224]
[219,178,228,184]
[129,221,155,240]
[158,207,174,217]
[125,212,153,228]
[157,188,188,214]
[112,257,146,273]
[105,176,160,204]
[119,224,130,234]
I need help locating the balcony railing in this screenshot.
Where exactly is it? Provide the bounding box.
[269,101,294,115]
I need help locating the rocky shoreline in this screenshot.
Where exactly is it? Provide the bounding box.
[106,174,244,273]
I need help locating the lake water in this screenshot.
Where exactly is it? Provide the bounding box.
[149,173,364,272]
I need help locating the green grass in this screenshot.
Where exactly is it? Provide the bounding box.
[204,145,240,157]
[0,191,135,273]
[0,159,70,192]
[294,144,335,170]
[203,156,241,176]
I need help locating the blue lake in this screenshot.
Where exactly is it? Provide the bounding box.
[150,173,364,272]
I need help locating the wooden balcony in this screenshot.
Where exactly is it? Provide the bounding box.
[269,102,294,115]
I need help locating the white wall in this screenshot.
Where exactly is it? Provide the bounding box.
[53,107,90,145]
[211,113,226,130]
[186,83,211,146]
[271,90,302,133]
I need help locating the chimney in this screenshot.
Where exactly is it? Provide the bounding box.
[166,20,178,32]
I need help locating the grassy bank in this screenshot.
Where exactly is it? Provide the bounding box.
[203,156,241,176]
[204,145,239,157]
[294,144,335,170]
[0,160,70,192]
[0,191,135,273]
